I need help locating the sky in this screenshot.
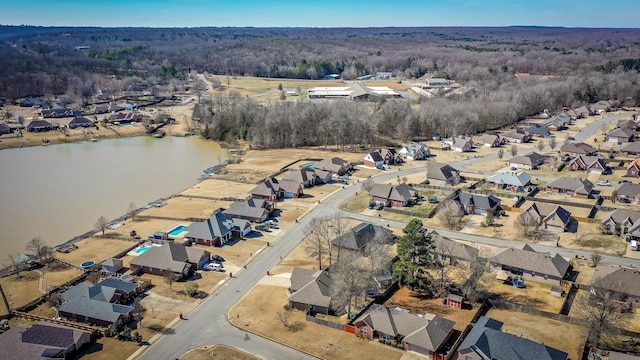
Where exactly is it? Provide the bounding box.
[0,0,638,28]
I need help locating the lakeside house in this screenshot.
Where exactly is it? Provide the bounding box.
[489,244,570,284]
[222,197,273,223]
[184,212,251,246]
[249,177,303,201]
[68,116,95,129]
[0,321,91,360]
[26,119,53,132]
[129,243,210,277]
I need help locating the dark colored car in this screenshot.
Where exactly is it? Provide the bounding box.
[212,255,225,262]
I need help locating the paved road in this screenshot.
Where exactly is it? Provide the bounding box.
[137,111,637,359]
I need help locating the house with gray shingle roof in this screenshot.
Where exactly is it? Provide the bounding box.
[0,122,12,135]
[524,124,550,138]
[614,183,640,205]
[486,172,531,192]
[68,116,94,129]
[353,304,456,357]
[58,281,135,327]
[573,105,594,118]
[489,244,570,283]
[331,222,395,253]
[508,152,547,170]
[474,134,502,148]
[501,129,531,143]
[560,142,597,157]
[620,143,640,156]
[455,192,501,215]
[601,208,640,239]
[289,269,334,315]
[129,243,210,277]
[316,157,351,175]
[0,321,91,360]
[370,183,418,207]
[568,155,608,174]
[184,212,250,246]
[607,127,635,143]
[222,197,273,223]
[431,231,479,268]
[546,177,594,198]
[591,265,640,307]
[26,119,53,132]
[427,162,460,186]
[457,316,568,360]
[399,143,430,160]
[283,168,318,187]
[520,203,572,232]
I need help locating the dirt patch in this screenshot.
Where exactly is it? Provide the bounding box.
[182,345,260,360]
[385,287,477,331]
[486,308,587,360]
[230,285,403,360]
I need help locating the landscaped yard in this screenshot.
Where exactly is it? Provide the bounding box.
[486,308,587,360]
[229,285,404,360]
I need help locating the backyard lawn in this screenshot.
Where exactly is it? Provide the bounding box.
[484,275,566,313]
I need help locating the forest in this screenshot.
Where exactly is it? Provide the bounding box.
[2,26,640,146]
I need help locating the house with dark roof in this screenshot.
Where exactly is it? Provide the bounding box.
[607,127,635,143]
[615,183,640,204]
[353,304,456,357]
[184,212,250,246]
[545,115,570,131]
[501,129,531,143]
[129,243,210,277]
[455,192,501,215]
[370,183,419,207]
[0,122,11,135]
[489,244,570,283]
[507,152,547,170]
[26,119,53,132]
[67,116,94,129]
[627,159,640,178]
[288,268,335,315]
[222,197,273,223]
[431,231,479,268]
[601,208,640,239]
[474,134,502,148]
[617,119,639,130]
[546,177,594,198]
[486,172,531,192]
[316,157,351,175]
[363,151,384,168]
[573,105,594,118]
[560,142,597,157]
[399,143,430,160]
[620,143,640,157]
[519,203,572,232]
[0,321,91,360]
[568,155,608,174]
[249,178,283,201]
[591,265,640,309]
[283,168,318,187]
[331,222,395,253]
[20,98,47,108]
[457,316,568,360]
[524,124,550,138]
[105,112,143,124]
[591,100,617,113]
[58,280,136,327]
[427,162,460,186]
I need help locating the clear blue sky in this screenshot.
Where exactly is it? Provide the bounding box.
[1,0,638,28]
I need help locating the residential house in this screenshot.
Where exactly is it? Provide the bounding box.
[560,142,597,157]
[377,148,403,165]
[0,321,91,360]
[607,127,635,143]
[627,159,640,178]
[289,268,334,315]
[93,105,110,114]
[316,157,351,175]
[524,124,550,138]
[331,222,395,253]
[507,152,547,170]
[283,168,318,187]
[105,112,143,124]
[26,119,53,132]
[621,143,640,157]
[129,243,211,277]
[19,98,47,108]
[486,172,531,192]
[591,100,616,113]
[519,203,572,232]
[568,155,608,174]
[431,231,479,267]
[489,244,570,283]
[591,265,640,308]
[363,151,385,168]
[222,197,273,223]
[474,134,502,148]
[445,136,473,152]
[278,179,304,198]
[427,162,460,186]
[101,258,124,274]
[617,119,639,130]
[0,123,11,135]
[370,183,419,207]
[353,304,456,357]
[184,212,249,246]
[58,280,137,327]
[455,192,501,215]
[41,104,77,118]
[546,177,594,198]
[399,143,430,160]
[545,115,570,131]
[601,208,640,238]
[249,177,303,200]
[67,116,94,129]
[573,105,594,118]
[615,183,640,204]
[457,316,568,360]
[563,109,579,119]
[501,129,531,143]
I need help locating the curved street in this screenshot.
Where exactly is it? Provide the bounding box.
[136,111,637,360]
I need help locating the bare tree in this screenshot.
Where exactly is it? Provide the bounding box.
[459,255,488,302]
[549,137,557,150]
[25,236,48,262]
[361,177,375,195]
[509,144,518,157]
[86,269,101,285]
[133,296,146,327]
[95,216,109,236]
[164,272,180,292]
[591,253,603,267]
[304,217,331,269]
[331,255,368,317]
[4,253,22,277]
[497,148,504,160]
[276,306,294,328]
[438,199,464,230]
[127,202,138,222]
[328,216,350,265]
[536,140,545,152]
[46,293,64,308]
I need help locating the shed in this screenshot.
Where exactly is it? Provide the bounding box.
[446,294,464,309]
[101,258,124,274]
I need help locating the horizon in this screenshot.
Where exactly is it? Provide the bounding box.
[1,0,638,29]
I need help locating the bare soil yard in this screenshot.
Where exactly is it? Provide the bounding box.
[486,308,587,360]
[229,285,403,360]
[181,345,259,360]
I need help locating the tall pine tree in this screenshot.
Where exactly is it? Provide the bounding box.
[392,218,436,292]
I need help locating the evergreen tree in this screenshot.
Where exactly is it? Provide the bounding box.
[392,219,435,292]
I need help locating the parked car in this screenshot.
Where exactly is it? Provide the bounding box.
[375,202,384,210]
[567,136,575,141]
[510,167,517,171]
[619,180,632,184]
[204,262,223,271]
[596,181,611,186]
[368,202,376,209]
[427,198,439,204]
[212,255,225,262]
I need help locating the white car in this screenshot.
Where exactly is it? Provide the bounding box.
[596,181,611,186]
[204,262,223,271]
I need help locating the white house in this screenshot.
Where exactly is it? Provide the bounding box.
[399,143,430,160]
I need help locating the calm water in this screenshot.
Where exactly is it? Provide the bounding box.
[0,136,226,259]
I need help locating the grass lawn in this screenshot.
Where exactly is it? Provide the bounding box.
[56,237,138,267]
[205,239,268,267]
[486,308,587,360]
[141,197,231,220]
[181,345,260,360]
[0,265,83,310]
[180,179,257,199]
[485,274,566,313]
[558,222,627,256]
[340,191,371,213]
[229,285,404,360]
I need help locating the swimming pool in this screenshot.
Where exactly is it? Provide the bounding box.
[168,225,187,237]
[304,164,315,169]
[134,246,152,255]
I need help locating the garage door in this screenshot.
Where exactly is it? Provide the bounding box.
[242,226,252,236]
[546,224,563,232]
[589,169,602,174]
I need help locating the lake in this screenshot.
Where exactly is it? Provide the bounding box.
[0,136,226,259]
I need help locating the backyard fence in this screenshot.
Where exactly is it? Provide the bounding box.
[12,310,104,337]
[305,314,346,331]
[384,207,429,219]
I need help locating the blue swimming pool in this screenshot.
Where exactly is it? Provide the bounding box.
[168,225,187,236]
[134,246,152,255]
[304,164,315,169]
